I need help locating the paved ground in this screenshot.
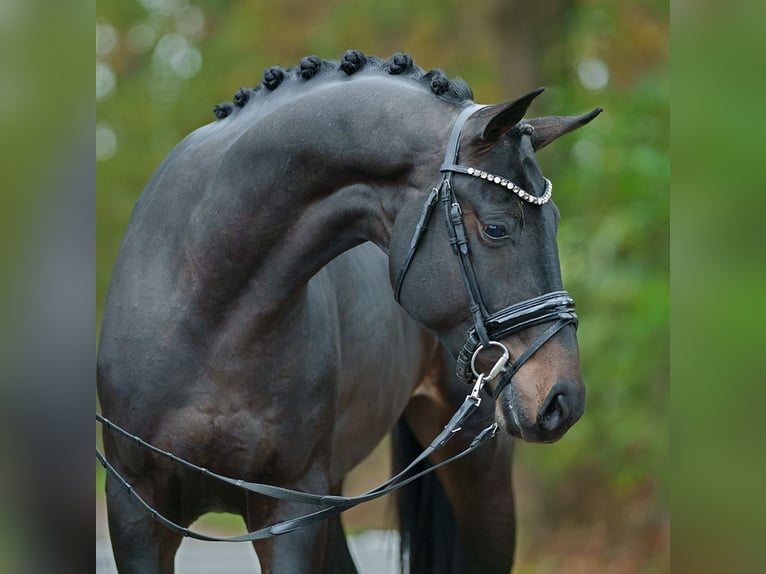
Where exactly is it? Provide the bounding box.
[97,507,400,574]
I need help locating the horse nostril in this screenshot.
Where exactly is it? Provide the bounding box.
[539,393,570,432]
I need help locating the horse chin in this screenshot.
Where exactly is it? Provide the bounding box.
[496,411,527,442]
[497,409,565,444]
[496,391,582,444]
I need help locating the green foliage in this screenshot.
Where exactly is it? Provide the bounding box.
[519,6,668,504]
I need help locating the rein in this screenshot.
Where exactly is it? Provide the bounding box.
[96,103,577,542]
[96,404,496,541]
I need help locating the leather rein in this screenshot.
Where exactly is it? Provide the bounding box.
[96,103,577,542]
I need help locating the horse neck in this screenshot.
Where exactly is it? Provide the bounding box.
[185,79,458,323]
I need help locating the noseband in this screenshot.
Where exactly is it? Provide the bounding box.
[393,104,578,401]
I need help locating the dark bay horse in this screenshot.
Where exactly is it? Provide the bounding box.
[97,51,600,573]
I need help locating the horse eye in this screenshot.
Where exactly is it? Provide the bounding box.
[482,224,507,239]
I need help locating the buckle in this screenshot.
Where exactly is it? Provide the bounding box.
[470,341,510,382]
[469,374,486,406]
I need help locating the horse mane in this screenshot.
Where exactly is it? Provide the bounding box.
[212,49,474,119]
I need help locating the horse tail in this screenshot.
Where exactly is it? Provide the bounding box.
[392,415,466,574]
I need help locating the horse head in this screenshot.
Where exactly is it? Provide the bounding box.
[390,89,601,443]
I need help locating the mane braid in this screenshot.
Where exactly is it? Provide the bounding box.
[212,50,474,118]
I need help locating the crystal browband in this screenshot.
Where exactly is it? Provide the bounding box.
[440,163,553,205]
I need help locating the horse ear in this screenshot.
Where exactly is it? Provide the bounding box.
[527,108,603,151]
[475,87,546,143]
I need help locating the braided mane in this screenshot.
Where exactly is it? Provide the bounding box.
[213,49,474,119]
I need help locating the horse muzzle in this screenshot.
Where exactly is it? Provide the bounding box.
[455,291,585,443]
[498,374,585,443]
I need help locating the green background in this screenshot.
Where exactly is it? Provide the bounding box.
[96,1,668,572]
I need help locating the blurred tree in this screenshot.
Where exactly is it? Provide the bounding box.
[487,0,574,92]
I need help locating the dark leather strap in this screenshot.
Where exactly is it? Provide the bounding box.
[96,394,494,542]
[442,104,488,167]
[393,103,486,306]
[393,186,439,302]
[442,183,490,345]
[490,317,574,401]
[269,421,497,536]
[439,163,473,176]
[484,291,577,338]
[455,291,578,384]
[438,104,493,345]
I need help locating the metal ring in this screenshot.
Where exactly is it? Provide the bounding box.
[470,341,510,381]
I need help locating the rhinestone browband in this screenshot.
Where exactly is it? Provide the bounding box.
[441,163,553,205]
[465,167,552,205]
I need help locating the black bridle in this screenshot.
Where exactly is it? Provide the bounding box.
[96,103,578,542]
[394,103,578,402]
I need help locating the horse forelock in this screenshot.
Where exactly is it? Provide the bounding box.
[212,50,474,119]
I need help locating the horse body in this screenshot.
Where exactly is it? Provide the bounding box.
[99,53,599,573]
[99,73,454,573]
